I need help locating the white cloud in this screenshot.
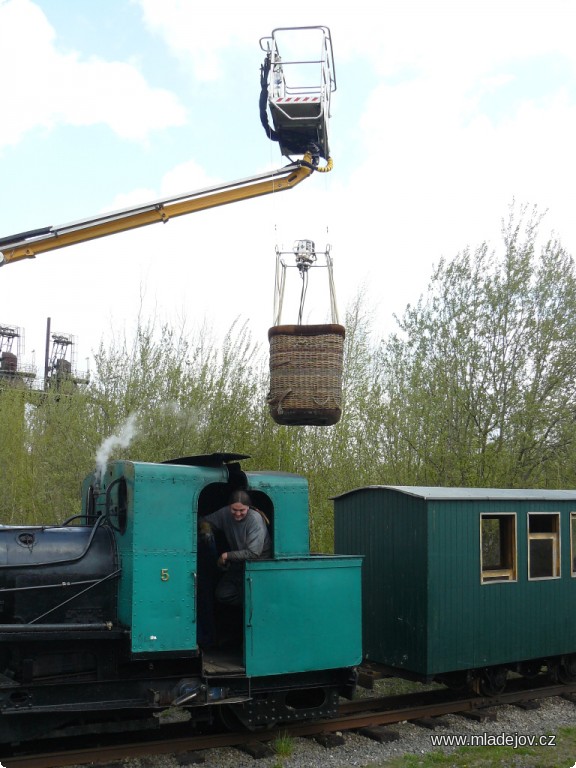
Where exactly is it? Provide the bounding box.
[135,0,251,80]
[0,0,187,149]
[134,0,371,79]
[55,57,187,140]
[331,35,576,325]
[133,0,576,81]
[159,159,219,196]
[370,5,576,80]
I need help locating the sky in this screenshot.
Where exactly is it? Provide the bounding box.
[0,0,575,382]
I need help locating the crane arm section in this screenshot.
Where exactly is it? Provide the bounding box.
[0,158,314,266]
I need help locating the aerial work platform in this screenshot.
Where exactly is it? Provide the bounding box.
[260,26,336,162]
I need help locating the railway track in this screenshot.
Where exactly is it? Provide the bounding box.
[3,679,576,768]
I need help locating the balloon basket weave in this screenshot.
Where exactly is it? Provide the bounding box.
[267,324,345,426]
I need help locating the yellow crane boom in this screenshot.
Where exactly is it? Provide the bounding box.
[0,157,315,266]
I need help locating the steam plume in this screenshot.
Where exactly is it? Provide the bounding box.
[94,413,140,484]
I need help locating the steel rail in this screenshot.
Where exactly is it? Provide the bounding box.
[4,681,576,768]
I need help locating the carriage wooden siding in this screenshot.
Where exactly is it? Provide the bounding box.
[333,486,576,679]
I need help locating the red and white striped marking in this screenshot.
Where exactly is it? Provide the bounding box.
[274,96,320,103]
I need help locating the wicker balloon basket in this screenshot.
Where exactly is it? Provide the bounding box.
[267,324,345,426]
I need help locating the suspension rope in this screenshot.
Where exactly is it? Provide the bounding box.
[273,247,286,327]
[326,247,339,324]
[272,242,340,327]
[297,269,309,325]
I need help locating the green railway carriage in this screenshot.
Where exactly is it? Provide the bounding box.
[333,485,576,694]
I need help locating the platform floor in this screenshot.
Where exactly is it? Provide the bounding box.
[202,647,245,676]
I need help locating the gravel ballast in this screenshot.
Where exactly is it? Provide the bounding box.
[113,694,576,768]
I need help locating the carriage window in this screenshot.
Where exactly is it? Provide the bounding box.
[528,513,560,580]
[571,513,576,577]
[481,514,517,583]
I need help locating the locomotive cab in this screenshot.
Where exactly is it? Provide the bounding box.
[91,455,362,729]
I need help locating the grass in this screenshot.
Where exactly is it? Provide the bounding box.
[273,731,295,758]
[363,725,576,767]
[356,675,445,698]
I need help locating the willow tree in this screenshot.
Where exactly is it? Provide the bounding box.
[378,205,576,488]
[88,317,267,465]
[0,386,34,523]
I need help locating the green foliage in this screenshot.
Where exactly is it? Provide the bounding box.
[273,731,295,757]
[378,204,576,487]
[26,385,97,522]
[89,316,265,462]
[0,387,34,523]
[0,316,268,525]
[0,381,98,524]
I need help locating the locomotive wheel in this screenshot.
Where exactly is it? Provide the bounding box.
[478,666,507,696]
[549,655,576,684]
[561,656,576,683]
[219,705,243,731]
